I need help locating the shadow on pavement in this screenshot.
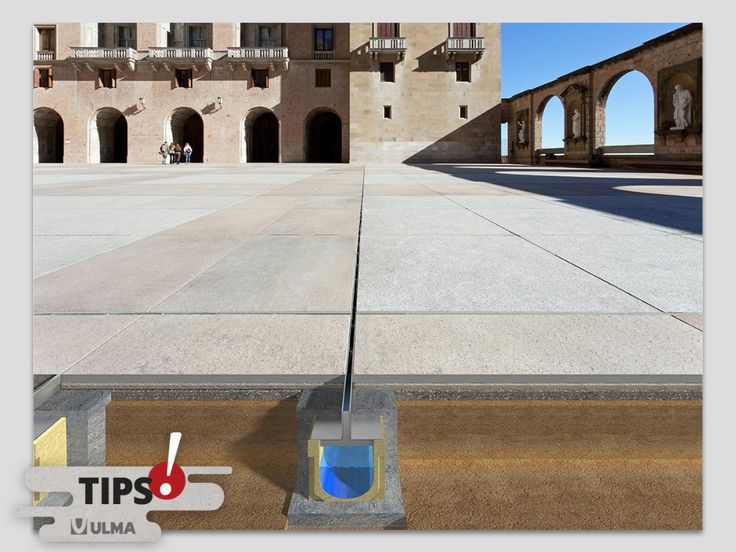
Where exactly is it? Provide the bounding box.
[407,164,702,234]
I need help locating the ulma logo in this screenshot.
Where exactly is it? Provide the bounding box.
[70,518,136,536]
[70,518,87,535]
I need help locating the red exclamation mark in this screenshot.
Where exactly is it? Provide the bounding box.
[148,432,186,500]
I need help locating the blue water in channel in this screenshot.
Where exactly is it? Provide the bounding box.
[319,445,374,499]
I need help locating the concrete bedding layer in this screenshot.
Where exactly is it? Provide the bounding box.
[105,384,702,401]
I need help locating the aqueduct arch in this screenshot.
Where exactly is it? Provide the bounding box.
[501,23,701,172]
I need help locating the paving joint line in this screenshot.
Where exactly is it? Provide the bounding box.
[526,193,700,237]
[398,171,669,314]
[341,166,367,415]
[33,311,352,316]
[58,313,144,377]
[431,192,667,314]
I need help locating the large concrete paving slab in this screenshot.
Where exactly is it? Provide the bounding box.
[353,314,702,377]
[236,195,361,210]
[447,195,567,211]
[363,183,441,196]
[31,164,702,382]
[33,235,244,313]
[264,208,359,236]
[361,207,510,236]
[157,207,287,237]
[357,234,656,313]
[33,314,140,375]
[33,208,217,236]
[33,195,247,210]
[362,196,460,210]
[33,235,140,278]
[156,235,357,313]
[63,314,350,377]
[529,234,703,312]
[459,206,669,236]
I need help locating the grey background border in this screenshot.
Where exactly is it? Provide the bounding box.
[2,1,731,549]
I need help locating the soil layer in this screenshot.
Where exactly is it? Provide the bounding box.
[106,399,701,530]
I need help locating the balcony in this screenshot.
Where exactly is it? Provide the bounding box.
[368,37,407,60]
[227,46,289,71]
[34,50,56,62]
[313,50,335,61]
[147,47,214,71]
[445,36,485,60]
[69,47,137,71]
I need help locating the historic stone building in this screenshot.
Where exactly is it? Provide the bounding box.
[32,23,501,164]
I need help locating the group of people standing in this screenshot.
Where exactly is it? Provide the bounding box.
[159,141,193,164]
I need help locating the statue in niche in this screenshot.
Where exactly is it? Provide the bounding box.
[571,109,582,139]
[671,84,693,130]
[517,119,526,144]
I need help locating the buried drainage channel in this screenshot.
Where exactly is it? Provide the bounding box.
[286,165,406,529]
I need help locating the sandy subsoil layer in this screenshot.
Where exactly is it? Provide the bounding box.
[106,399,701,530]
[397,400,701,530]
[106,400,297,530]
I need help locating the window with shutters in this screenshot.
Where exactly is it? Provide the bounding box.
[315,69,331,88]
[376,23,400,38]
[175,68,193,88]
[35,68,53,88]
[455,61,470,82]
[380,62,395,83]
[252,68,269,88]
[99,68,117,88]
[452,23,476,38]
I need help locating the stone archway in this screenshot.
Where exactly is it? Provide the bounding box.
[166,108,204,163]
[305,109,342,163]
[33,108,64,163]
[595,69,655,149]
[501,24,701,169]
[532,94,565,153]
[89,107,127,163]
[537,95,564,150]
[243,109,279,163]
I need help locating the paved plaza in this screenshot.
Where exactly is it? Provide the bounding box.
[32,163,702,384]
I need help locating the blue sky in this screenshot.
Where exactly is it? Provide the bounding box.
[500,23,686,153]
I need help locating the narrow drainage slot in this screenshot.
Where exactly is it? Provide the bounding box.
[319,444,374,499]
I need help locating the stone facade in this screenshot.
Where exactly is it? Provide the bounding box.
[349,23,501,163]
[32,23,500,164]
[501,23,702,171]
